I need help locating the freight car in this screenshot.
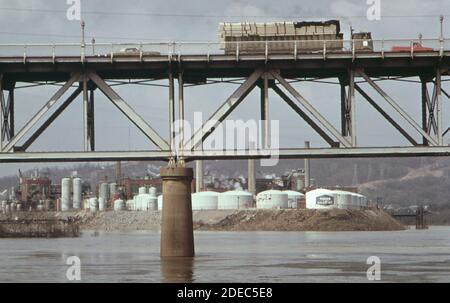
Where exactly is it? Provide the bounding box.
[219,20,373,54]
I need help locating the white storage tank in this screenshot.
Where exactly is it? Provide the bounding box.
[256,190,289,209]
[334,190,353,209]
[72,178,82,210]
[192,191,219,210]
[306,188,338,209]
[126,200,135,211]
[138,187,147,195]
[109,183,117,197]
[61,178,72,211]
[89,197,98,213]
[98,197,106,211]
[114,199,125,211]
[157,195,163,211]
[99,183,110,203]
[282,190,304,209]
[148,187,157,196]
[218,190,253,209]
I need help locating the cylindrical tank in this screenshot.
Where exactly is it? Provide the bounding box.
[157,195,163,211]
[305,188,338,209]
[256,190,288,209]
[61,178,72,211]
[138,187,147,195]
[283,190,304,209]
[109,183,117,198]
[148,187,157,196]
[72,178,82,210]
[334,190,353,209]
[89,197,98,213]
[114,199,125,211]
[191,192,219,210]
[98,197,106,211]
[218,190,253,209]
[99,183,110,204]
[126,200,135,211]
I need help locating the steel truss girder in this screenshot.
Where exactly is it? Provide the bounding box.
[184,69,264,150]
[1,72,82,152]
[87,71,170,150]
[270,83,337,147]
[271,71,352,148]
[18,86,83,151]
[1,147,450,163]
[354,84,418,146]
[357,70,440,146]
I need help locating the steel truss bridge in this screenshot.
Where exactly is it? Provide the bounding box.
[0,39,450,163]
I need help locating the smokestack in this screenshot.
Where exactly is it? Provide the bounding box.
[115,161,121,183]
[195,160,203,192]
[248,159,256,195]
[304,141,310,188]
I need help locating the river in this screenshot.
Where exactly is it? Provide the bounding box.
[0,226,449,282]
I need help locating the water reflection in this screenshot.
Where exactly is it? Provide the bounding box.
[161,257,195,283]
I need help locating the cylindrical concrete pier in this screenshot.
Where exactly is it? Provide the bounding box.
[160,166,195,257]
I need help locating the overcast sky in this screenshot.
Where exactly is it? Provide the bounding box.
[0,0,449,177]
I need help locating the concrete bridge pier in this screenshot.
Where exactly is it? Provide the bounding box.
[160,166,195,257]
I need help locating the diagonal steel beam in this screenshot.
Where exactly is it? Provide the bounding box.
[185,69,264,150]
[271,71,352,148]
[357,70,439,146]
[355,84,418,146]
[87,71,170,150]
[2,72,82,152]
[18,86,83,151]
[270,83,338,147]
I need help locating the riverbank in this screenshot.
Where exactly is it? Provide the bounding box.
[79,209,405,232]
[1,209,406,232]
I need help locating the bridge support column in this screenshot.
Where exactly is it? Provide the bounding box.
[160,166,194,258]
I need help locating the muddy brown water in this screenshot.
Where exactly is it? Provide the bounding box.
[0,226,449,282]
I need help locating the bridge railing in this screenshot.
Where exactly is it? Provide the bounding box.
[0,38,446,60]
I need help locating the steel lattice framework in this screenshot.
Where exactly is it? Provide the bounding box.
[0,40,449,163]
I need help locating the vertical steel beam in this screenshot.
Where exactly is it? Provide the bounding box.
[178,72,184,152]
[82,74,89,151]
[260,72,269,148]
[340,80,347,136]
[348,69,357,146]
[421,79,429,145]
[304,141,310,188]
[0,74,3,151]
[435,69,443,145]
[89,88,95,151]
[169,71,175,155]
[8,88,14,140]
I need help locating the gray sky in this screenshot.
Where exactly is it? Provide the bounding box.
[0,0,449,176]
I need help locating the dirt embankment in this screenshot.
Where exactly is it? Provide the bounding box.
[1,209,405,232]
[194,209,406,231]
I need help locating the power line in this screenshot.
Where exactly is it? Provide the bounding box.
[0,6,449,19]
